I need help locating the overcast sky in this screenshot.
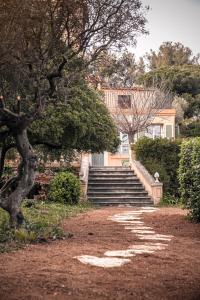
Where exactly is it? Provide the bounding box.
[132,0,200,59]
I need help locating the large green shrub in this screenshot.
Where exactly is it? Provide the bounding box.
[134,137,181,196]
[180,121,200,137]
[178,138,200,221]
[49,172,81,204]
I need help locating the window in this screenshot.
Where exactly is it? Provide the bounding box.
[118,95,131,109]
[146,125,162,139]
[116,133,129,154]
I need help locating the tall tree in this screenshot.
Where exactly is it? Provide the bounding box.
[90,51,145,87]
[0,0,148,226]
[146,42,199,70]
[140,65,200,96]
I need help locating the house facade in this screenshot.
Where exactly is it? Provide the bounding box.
[91,87,176,167]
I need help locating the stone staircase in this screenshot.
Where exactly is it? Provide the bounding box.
[87,166,154,206]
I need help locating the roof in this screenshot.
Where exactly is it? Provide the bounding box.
[102,86,153,92]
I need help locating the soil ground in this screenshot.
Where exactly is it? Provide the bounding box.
[0,207,200,300]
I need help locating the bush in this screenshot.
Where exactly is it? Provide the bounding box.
[178,138,200,221]
[134,137,181,196]
[49,171,81,204]
[180,121,200,137]
[159,195,181,207]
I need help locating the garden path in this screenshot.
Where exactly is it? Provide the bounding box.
[0,207,200,300]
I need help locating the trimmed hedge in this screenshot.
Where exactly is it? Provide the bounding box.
[134,137,181,196]
[178,138,200,221]
[49,171,81,205]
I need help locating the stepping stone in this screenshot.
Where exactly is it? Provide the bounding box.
[129,243,167,251]
[137,234,173,241]
[104,250,136,257]
[75,255,130,268]
[125,226,153,230]
[131,230,156,234]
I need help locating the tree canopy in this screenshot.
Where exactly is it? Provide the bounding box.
[140,65,200,96]
[30,79,120,154]
[90,51,145,87]
[146,42,199,70]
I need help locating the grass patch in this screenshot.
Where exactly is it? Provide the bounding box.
[0,200,92,253]
[158,195,183,208]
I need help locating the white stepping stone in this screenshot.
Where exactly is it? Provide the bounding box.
[109,220,144,224]
[105,249,154,256]
[137,234,173,241]
[131,230,156,234]
[140,209,158,213]
[125,226,153,230]
[110,216,141,220]
[141,207,158,210]
[122,212,142,215]
[75,255,130,268]
[104,250,136,257]
[129,243,167,251]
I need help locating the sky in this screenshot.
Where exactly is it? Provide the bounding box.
[132,0,200,59]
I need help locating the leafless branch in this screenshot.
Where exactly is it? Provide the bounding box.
[108,84,172,142]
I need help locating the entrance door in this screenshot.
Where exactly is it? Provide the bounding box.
[92,153,104,166]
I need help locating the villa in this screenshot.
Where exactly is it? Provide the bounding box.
[92,86,176,167]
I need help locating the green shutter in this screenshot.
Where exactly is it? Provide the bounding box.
[166,125,173,139]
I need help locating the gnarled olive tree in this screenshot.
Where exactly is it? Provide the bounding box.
[0,0,147,226]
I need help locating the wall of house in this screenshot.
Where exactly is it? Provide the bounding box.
[107,153,129,166]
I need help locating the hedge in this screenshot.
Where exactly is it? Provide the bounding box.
[49,171,81,205]
[134,137,181,196]
[178,138,200,221]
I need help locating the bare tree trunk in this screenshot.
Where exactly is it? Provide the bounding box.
[0,129,37,227]
[128,133,135,144]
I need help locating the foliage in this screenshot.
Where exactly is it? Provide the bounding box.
[0,201,92,252]
[182,93,200,119]
[159,195,182,207]
[140,64,200,124]
[134,137,181,196]
[172,96,188,124]
[49,172,81,205]
[178,138,200,221]
[180,121,200,137]
[90,50,145,87]
[30,80,120,154]
[146,41,199,70]
[140,65,200,96]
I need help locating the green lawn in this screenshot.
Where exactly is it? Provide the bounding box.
[0,200,92,253]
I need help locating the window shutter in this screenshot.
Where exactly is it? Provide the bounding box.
[166,125,173,139]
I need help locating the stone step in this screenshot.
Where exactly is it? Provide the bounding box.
[91,201,154,207]
[88,182,142,188]
[90,167,130,170]
[89,177,138,181]
[88,191,148,196]
[88,181,142,185]
[88,181,140,185]
[88,187,144,192]
[89,197,152,202]
[87,166,153,207]
[89,172,135,176]
[88,195,151,201]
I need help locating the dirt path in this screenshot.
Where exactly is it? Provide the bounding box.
[0,207,200,300]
